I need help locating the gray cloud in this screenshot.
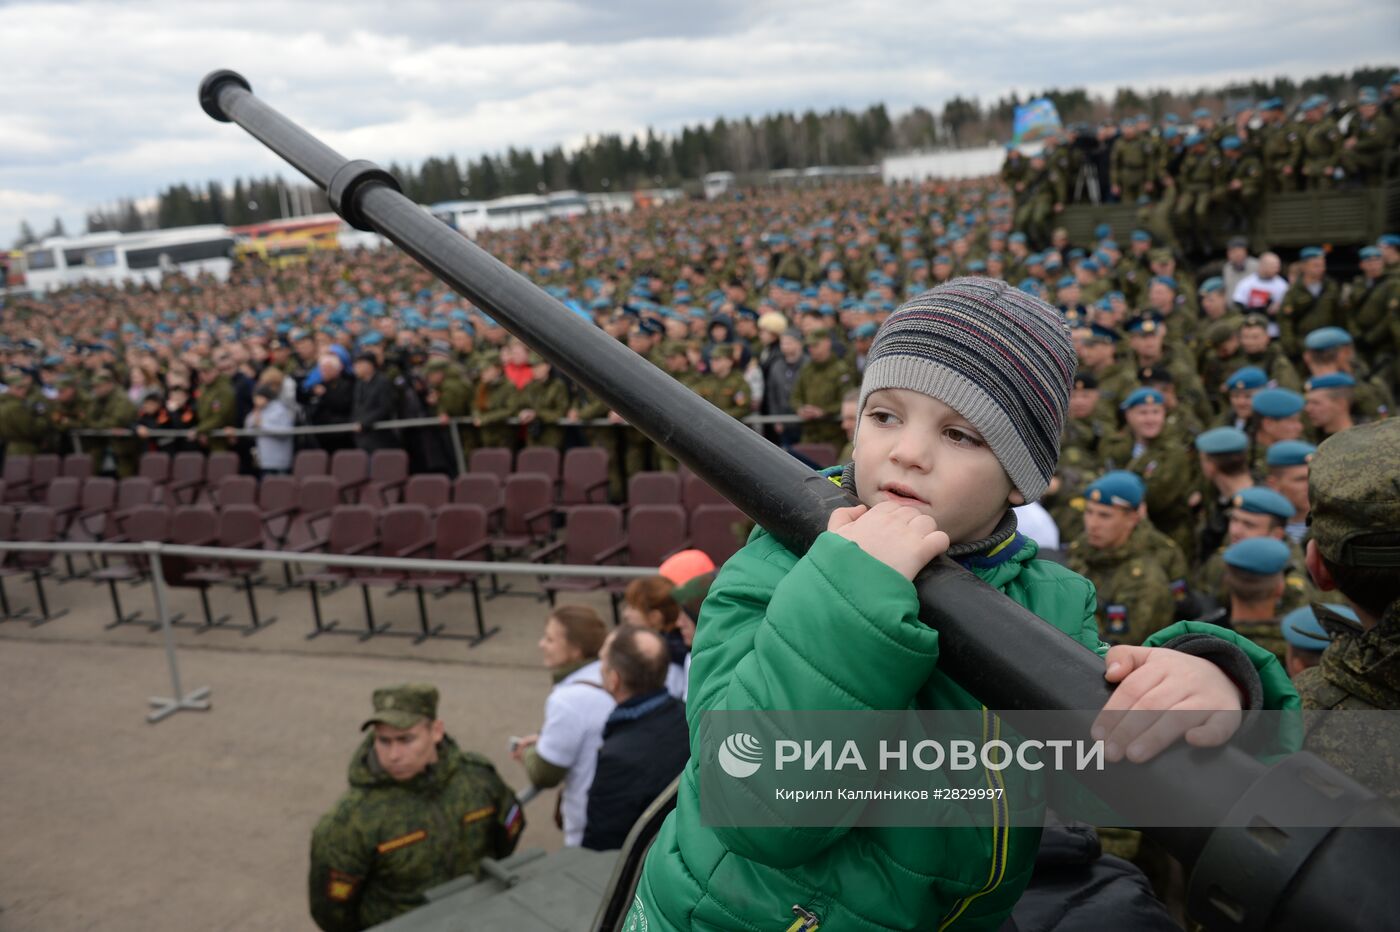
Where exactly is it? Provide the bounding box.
[0,0,1389,240]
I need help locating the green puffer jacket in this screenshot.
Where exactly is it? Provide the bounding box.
[629,525,1298,932]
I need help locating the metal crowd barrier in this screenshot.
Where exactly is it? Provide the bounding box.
[70,411,826,477]
[0,538,658,724]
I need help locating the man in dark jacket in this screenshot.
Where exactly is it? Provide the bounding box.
[308,353,356,453]
[582,625,689,851]
[350,352,399,452]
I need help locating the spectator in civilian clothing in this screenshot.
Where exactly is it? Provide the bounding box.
[761,328,806,449]
[308,353,355,452]
[1231,251,1289,316]
[581,625,689,851]
[511,606,615,847]
[1221,237,1260,300]
[621,576,689,700]
[350,352,399,452]
[245,380,295,475]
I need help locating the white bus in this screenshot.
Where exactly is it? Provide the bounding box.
[703,171,736,200]
[23,232,126,292]
[82,226,236,287]
[431,192,587,238]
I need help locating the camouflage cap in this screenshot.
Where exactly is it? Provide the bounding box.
[1309,419,1400,567]
[361,684,440,731]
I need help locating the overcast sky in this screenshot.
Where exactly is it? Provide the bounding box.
[1,0,1394,243]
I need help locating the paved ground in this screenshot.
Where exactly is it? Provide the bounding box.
[0,563,618,931]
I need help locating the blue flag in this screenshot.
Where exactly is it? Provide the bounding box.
[1013,99,1064,144]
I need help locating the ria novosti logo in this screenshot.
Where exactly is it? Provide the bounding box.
[718,732,763,778]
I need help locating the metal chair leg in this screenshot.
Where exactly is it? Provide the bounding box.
[305,582,340,639]
[241,575,277,636]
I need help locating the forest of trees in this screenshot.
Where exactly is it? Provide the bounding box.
[13,66,1394,246]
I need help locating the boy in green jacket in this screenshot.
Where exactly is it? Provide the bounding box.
[629,278,1298,931]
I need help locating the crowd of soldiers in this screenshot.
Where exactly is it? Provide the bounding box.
[6,96,1400,931]
[3,151,1399,674]
[1002,80,1400,253]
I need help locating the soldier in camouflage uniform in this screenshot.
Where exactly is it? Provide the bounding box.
[1195,486,1316,616]
[195,354,238,454]
[1343,248,1399,369]
[1299,96,1344,190]
[87,370,139,476]
[1293,419,1400,802]
[1172,132,1225,255]
[694,345,750,421]
[1219,136,1264,247]
[1066,471,1174,645]
[1342,87,1396,185]
[1045,371,1111,545]
[309,684,524,932]
[1219,537,1293,663]
[47,374,86,456]
[1278,247,1342,358]
[518,355,571,449]
[1257,98,1302,193]
[423,357,474,462]
[1238,314,1303,392]
[1109,121,1152,203]
[0,368,53,455]
[1099,387,1198,563]
[472,360,522,451]
[790,329,856,451]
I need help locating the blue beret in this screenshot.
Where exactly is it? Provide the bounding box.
[933,255,952,266]
[1026,253,1044,265]
[1224,537,1290,575]
[967,259,987,272]
[1299,246,1324,260]
[1126,314,1164,335]
[800,287,820,298]
[1185,132,1205,146]
[1359,246,1382,260]
[1225,366,1268,391]
[1094,223,1112,239]
[1192,107,1212,120]
[1221,136,1242,151]
[1121,387,1166,410]
[1044,256,1063,270]
[1251,388,1304,418]
[1306,372,1356,391]
[1195,427,1250,455]
[1390,73,1400,87]
[1057,275,1076,289]
[1199,276,1224,294]
[1082,258,1100,272]
[1164,113,1180,124]
[1101,240,1119,252]
[1162,126,1180,141]
[1303,94,1329,110]
[1067,248,1086,260]
[1086,471,1146,509]
[1018,279,1043,297]
[1281,605,1351,651]
[1131,230,1152,243]
[1302,326,1352,351]
[1009,232,1028,244]
[1358,87,1380,105]
[1260,97,1283,111]
[359,331,383,346]
[1151,274,1178,290]
[1380,234,1400,248]
[1266,440,1316,468]
[852,322,878,339]
[1231,486,1296,520]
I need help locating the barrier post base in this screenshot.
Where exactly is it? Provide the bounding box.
[146,686,212,724]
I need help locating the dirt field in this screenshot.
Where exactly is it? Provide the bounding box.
[0,570,616,931]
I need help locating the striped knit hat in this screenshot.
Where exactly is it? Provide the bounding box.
[857,277,1075,503]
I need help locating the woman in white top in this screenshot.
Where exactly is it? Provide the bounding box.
[511,605,615,847]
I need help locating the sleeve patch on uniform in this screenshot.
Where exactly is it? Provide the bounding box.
[326,869,360,902]
[1106,604,1129,635]
[375,828,427,854]
[463,805,496,825]
[502,802,524,838]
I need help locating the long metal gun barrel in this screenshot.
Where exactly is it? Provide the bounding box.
[200,70,1398,931]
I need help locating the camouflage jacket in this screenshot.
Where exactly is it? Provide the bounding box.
[1296,599,1400,802]
[308,735,523,932]
[1066,535,1174,646]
